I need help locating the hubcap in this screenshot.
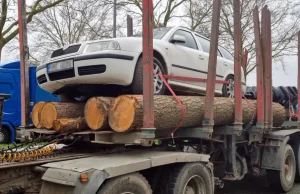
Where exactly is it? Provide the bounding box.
[153,63,164,94]
[184,175,206,194]
[226,78,234,98]
[285,153,294,182]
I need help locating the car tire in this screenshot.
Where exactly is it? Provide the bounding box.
[267,144,296,192]
[222,75,234,98]
[0,126,10,144]
[97,173,152,194]
[161,163,213,194]
[131,57,166,95]
[58,94,88,102]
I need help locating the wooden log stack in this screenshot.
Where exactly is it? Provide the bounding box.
[31,95,287,134]
[108,95,286,132]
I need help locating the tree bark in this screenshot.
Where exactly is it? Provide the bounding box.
[40,102,85,129]
[53,117,88,133]
[108,95,286,132]
[84,97,114,131]
[32,102,46,128]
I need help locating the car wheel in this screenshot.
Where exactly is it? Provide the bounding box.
[59,94,88,102]
[0,126,10,144]
[222,75,234,98]
[131,57,166,95]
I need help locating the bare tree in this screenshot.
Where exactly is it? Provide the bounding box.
[29,0,115,61]
[0,0,63,62]
[183,0,300,76]
[118,0,187,28]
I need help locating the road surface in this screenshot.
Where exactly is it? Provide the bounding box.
[216,175,300,194]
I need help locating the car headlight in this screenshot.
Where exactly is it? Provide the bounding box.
[84,41,121,53]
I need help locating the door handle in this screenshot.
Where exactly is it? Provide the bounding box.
[198,55,204,60]
[224,63,228,66]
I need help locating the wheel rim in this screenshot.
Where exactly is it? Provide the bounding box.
[153,62,164,94]
[284,152,295,182]
[184,175,206,194]
[226,78,234,98]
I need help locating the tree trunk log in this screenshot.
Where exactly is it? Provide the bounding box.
[32,102,46,128]
[41,102,85,129]
[109,95,286,132]
[53,117,88,133]
[84,97,114,130]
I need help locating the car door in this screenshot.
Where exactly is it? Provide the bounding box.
[195,35,225,92]
[168,29,207,90]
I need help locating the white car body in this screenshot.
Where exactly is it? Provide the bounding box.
[36,26,246,97]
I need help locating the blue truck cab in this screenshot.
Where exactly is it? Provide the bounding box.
[0,61,60,143]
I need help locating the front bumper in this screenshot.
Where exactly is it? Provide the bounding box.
[36,50,140,93]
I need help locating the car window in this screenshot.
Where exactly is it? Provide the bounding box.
[219,46,234,61]
[171,30,198,50]
[195,35,222,56]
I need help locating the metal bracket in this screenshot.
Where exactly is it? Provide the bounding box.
[155,128,212,139]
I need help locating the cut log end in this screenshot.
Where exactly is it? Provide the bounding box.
[109,95,138,132]
[41,103,57,129]
[53,119,70,131]
[85,97,106,130]
[32,102,46,128]
[53,117,87,132]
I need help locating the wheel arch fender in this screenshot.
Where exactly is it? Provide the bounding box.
[1,121,15,143]
[261,129,300,170]
[137,46,171,75]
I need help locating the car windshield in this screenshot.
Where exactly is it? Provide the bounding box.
[133,27,171,39]
[153,27,171,39]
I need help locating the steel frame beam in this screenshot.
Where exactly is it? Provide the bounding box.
[202,0,221,135]
[142,0,155,132]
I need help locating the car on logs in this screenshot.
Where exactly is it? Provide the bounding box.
[36,26,246,101]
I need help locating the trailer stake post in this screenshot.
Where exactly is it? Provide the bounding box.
[233,0,243,134]
[265,9,273,129]
[141,0,156,134]
[298,31,300,127]
[202,0,221,136]
[18,0,30,128]
[253,6,265,129]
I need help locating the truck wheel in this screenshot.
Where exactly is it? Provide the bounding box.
[131,57,166,95]
[292,141,300,182]
[163,163,213,194]
[267,144,296,192]
[97,173,152,194]
[0,126,10,144]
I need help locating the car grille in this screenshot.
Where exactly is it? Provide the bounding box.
[37,74,47,84]
[48,69,75,81]
[78,65,106,76]
[51,45,81,58]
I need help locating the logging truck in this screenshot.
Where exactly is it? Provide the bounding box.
[2,1,300,194]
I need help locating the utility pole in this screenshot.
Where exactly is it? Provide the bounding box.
[113,0,117,38]
[18,0,30,127]
[127,15,133,37]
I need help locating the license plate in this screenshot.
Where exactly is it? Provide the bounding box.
[47,59,73,73]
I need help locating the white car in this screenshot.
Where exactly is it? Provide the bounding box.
[36,26,246,101]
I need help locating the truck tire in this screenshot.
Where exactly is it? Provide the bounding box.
[131,57,166,95]
[0,126,10,144]
[267,144,296,192]
[163,163,213,194]
[292,141,300,182]
[97,173,152,194]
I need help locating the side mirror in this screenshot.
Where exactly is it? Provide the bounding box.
[171,35,186,43]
